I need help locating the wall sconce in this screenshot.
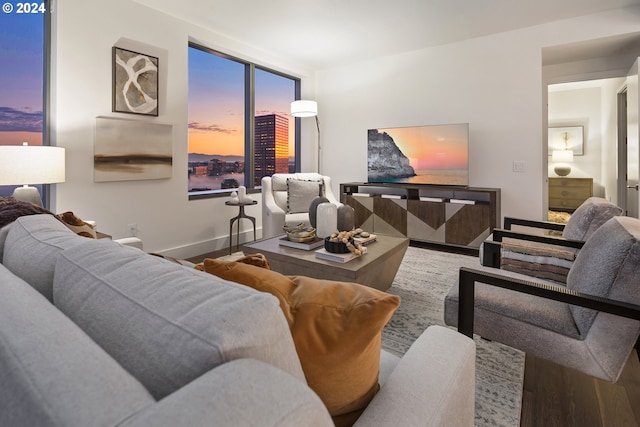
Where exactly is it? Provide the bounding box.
[291,100,321,173]
[0,142,66,207]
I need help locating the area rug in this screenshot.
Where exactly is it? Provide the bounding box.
[382,246,524,427]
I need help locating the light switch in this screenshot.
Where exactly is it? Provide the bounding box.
[513,161,525,172]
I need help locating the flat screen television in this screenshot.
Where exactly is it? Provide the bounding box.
[367,123,469,186]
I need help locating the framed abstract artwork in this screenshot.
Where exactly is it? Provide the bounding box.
[112,47,159,116]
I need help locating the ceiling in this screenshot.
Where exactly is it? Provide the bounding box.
[132,0,640,70]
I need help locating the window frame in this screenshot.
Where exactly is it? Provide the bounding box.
[187,43,301,200]
[42,0,52,207]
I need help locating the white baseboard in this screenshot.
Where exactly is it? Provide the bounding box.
[157,228,261,260]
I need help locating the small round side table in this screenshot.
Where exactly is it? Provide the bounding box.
[225,200,257,254]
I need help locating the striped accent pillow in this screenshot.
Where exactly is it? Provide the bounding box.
[500,239,576,284]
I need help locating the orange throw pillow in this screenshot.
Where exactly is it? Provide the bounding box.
[196,259,400,425]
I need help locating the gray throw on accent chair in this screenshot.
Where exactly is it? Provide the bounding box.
[481,197,623,281]
[445,215,640,383]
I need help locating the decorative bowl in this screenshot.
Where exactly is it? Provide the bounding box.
[324,237,354,254]
[283,225,317,243]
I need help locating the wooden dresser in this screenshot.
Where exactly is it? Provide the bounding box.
[549,177,593,211]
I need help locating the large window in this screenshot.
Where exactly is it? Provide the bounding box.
[0,1,48,199]
[188,44,299,197]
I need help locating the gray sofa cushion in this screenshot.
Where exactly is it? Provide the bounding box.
[53,238,305,400]
[0,263,154,427]
[562,197,622,241]
[122,359,333,427]
[2,214,84,301]
[567,216,640,336]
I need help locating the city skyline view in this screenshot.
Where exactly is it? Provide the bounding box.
[188,46,297,192]
[187,48,296,157]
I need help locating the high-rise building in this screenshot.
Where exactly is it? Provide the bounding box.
[254,114,289,186]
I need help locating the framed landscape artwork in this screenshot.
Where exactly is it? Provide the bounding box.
[112,47,159,116]
[548,126,584,155]
[94,117,172,182]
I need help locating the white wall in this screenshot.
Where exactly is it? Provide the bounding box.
[52,0,316,257]
[52,1,640,255]
[316,7,640,223]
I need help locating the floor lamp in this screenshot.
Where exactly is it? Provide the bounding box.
[0,142,66,208]
[291,100,320,173]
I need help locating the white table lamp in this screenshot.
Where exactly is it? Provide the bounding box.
[551,149,574,177]
[0,142,65,207]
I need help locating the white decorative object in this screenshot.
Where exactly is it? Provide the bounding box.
[316,202,337,238]
[237,186,253,203]
[228,191,239,205]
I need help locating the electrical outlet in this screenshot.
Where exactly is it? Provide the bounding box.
[513,161,525,173]
[127,223,137,237]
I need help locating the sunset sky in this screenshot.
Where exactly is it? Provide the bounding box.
[188,47,296,157]
[0,8,44,147]
[380,124,469,170]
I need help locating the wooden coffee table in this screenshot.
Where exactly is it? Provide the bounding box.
[241,234,409,291]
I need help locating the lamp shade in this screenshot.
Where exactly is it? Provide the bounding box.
[551,150,573,164]
[0,144,66,185]
[291,100,318,117]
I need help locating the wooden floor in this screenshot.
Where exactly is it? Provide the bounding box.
[520,350,640,426]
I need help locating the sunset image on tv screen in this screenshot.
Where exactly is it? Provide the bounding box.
[368,123,469,186]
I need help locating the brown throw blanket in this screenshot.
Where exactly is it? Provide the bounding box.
[0,197,96,238]
[0,197,53,229]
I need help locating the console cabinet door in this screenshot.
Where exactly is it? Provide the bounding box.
[341,183,499,249]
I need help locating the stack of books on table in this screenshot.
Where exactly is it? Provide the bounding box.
[278,236,324,251]
[353,233,377,246]
[315,248,360,263]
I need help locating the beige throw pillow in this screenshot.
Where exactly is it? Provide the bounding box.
[287,178,324,214]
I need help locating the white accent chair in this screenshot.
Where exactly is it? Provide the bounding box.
[261,173,340,238]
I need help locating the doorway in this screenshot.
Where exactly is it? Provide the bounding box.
[547,78,623,212]
[542,33,640,218]
[620,58,640,218]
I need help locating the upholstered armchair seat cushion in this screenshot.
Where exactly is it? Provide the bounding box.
[445,266,581,338]
[285,212,312,227]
